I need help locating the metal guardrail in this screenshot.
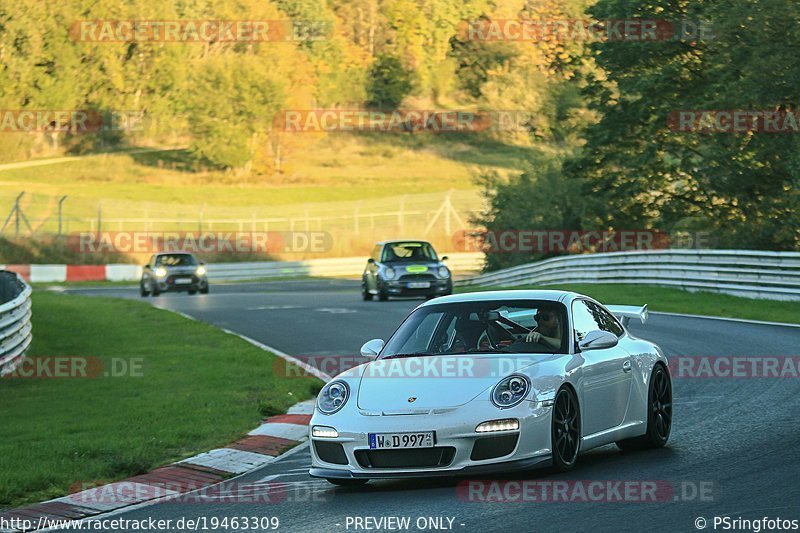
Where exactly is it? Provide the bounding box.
[457,250,800,301]
[0,270,32,375]
[207,253,485,281]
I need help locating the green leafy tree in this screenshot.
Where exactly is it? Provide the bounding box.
[185,56,283,170]
[567,0,800,250]
[366,54,413,108]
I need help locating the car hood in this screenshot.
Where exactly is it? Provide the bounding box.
[355,355,559,412]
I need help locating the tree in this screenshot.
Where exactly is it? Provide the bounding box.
[365,54,413,108]
[185,56,283,170]
[567,0,800,250]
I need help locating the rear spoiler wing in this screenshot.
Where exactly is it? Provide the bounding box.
[606,304,648,326]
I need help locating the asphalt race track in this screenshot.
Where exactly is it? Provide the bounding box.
[62,280,800,533]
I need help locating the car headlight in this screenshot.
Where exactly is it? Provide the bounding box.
[317,381,350,415]
[384,267,396,280]
[491,374,530,408]
[155,267,167,278]
[196,266,206,276]
[437,266,450,278]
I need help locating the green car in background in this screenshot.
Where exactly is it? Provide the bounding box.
[361,240,452,301]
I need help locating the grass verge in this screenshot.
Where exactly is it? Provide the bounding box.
[456,283,800,325]
[0,292,320,508]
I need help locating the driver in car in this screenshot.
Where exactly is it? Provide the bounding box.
[525,307,562,351]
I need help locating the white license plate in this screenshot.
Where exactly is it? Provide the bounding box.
[174,278,192,284]
[368,432,434,449]
[407,282,430,289]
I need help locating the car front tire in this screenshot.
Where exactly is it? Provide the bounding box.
[361,281,373,301]
[139,282,150,297]
[377,283,388,301]
[616,363,672,450]
[551,386,580,472]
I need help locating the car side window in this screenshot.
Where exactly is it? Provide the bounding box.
[587,301,625,337]
[571,300,603,341]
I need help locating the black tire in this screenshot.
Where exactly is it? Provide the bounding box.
[361,285,373,301]
[617,364,672,450]
[139,283,150,297]
[378,286,388,301]
[551,386,580,471]
[151,285,160,297]
[444,280,453,296]
[326,478,369,487]
[188,289,197,295]
[200,285,209,294]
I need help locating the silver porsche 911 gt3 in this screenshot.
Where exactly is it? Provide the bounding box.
[308,290,672,486]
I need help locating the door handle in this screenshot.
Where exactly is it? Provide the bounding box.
[622,360,632,373]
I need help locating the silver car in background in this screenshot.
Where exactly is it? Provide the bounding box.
[140,252,209,296]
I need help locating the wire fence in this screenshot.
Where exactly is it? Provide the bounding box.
[0,189,485,258]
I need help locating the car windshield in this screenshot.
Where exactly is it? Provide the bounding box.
[381,300,569,356]
[155,254,197,267]
[382,242,437,262]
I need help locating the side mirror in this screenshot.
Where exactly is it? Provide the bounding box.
[578,330,618,351]
[441,256,449,261]
[200,261,206,266]
[360,338,384,359]
[367,258,375,264]
[144,264,150,269]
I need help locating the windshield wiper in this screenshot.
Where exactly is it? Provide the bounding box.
[382,352,437,359]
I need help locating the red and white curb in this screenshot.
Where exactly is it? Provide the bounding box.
[0,265,140,283]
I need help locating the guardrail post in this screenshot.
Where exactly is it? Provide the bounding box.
[58,195,68,236]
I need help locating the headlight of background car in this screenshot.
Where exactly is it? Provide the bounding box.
[491,374,530,408]
[383,267,396,280]
[155,267,167,277]
[196,265,206,276]
[437,266,450,278]
[317,381,350,414]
